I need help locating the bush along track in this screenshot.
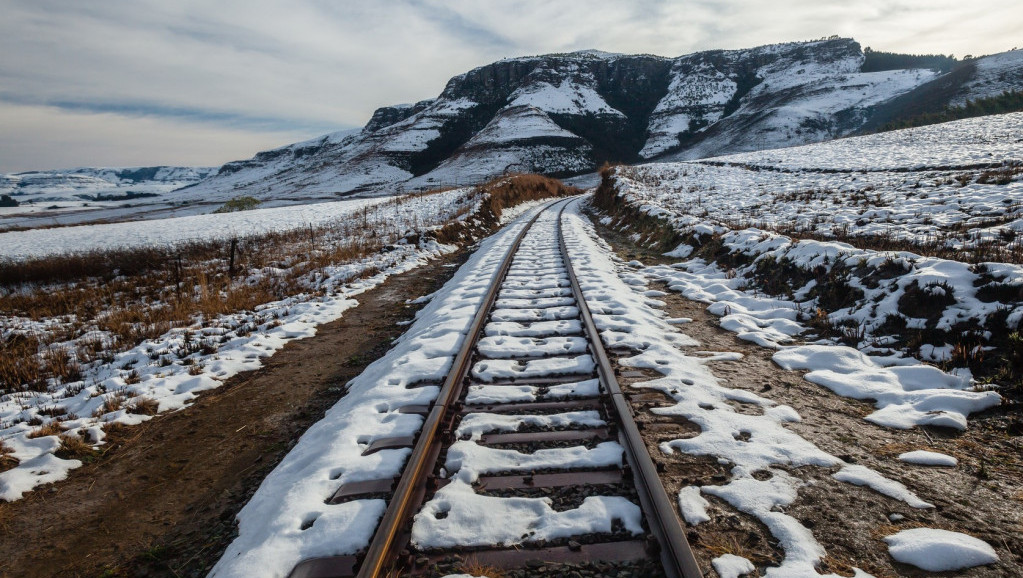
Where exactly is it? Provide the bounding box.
[592,165,1022,429]
[0,175,577,502]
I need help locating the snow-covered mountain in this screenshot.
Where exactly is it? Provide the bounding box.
[0,166,218,230]
[185,39,1022,201]
[0,166,214,200]
[9,38,1022,229]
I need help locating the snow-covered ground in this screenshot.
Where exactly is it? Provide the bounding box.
[617,113,1023,252]
[207,195,1004,577]
[0,188,484,501]
[604,114,1023,369]
[562,202,1001,575]
[590,115,1018,574]
[0,196,390,259]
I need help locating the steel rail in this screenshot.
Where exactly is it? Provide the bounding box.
[556,199,704,578]
[354,198,570,578]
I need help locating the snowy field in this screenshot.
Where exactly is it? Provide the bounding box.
[564,203,1002,575]
[615,113,1023,253]
[0,197,390,259]
[605,114,1023,367]
[0,188,484,501]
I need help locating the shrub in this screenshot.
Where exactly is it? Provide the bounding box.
[214,196,261,213]
[0,443,17,473]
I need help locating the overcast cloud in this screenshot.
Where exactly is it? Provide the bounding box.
[1,0,1019,172]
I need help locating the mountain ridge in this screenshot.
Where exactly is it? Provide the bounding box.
[14,39,1023,210]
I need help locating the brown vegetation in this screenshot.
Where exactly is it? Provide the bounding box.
[0,443,16,474]
[0,176,573,396]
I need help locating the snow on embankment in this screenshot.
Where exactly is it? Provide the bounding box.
[615,112,1023,253]
[208,205,548,578]
[558,200,993,576]
[0,197,389,260]
[596,114,1023,413]
[884,528,999,571]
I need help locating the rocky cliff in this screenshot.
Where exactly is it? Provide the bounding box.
[185,39,1023,200]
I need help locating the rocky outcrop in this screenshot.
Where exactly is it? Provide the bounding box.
[185,39,1023,200]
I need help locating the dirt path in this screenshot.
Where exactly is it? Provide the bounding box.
[0,249,469,578]
[594,216,1023,577]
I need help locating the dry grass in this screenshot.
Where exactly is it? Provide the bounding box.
[26,422,65,439]
[127,397,159,416]
[817,554,860,577]
[459,558,506,578]
[876,441,930,458]
[0,442,17,474]
[0,335,43,391]
[696,531,775,566]
[54,434,95,460]
[93,391,133,417]
[869,521,937,541]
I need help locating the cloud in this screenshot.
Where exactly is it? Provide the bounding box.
[0,0,1020,171]
[0,103,314,173]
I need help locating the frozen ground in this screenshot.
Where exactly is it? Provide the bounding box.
[590,114,1018,574]
[606,113,1023,369]
[617,112,1023,253]
[0,196,390,259]
[562,202,1006,575]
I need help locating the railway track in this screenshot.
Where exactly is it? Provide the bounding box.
[289,199,702,578]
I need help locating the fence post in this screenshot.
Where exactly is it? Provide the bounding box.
[175,255,182,299]
[228,238,238,279]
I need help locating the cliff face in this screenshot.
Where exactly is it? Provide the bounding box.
[186,39,1023,200]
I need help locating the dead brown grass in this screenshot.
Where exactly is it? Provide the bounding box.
[0,443,17,474]
[696,531,775,566]
[127,397,159,416]
[459,558,506,578]
[869,521,932,540]
[434,174,579,245]
[93,392,130,417]
[54,434,95,461]
[26,422,65,439]
[0,335,43,391]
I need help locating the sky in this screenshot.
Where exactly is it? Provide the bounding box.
[1,0,1020,173]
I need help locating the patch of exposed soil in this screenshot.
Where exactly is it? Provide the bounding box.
[0,248,470,578]
[593,215,1023,577]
